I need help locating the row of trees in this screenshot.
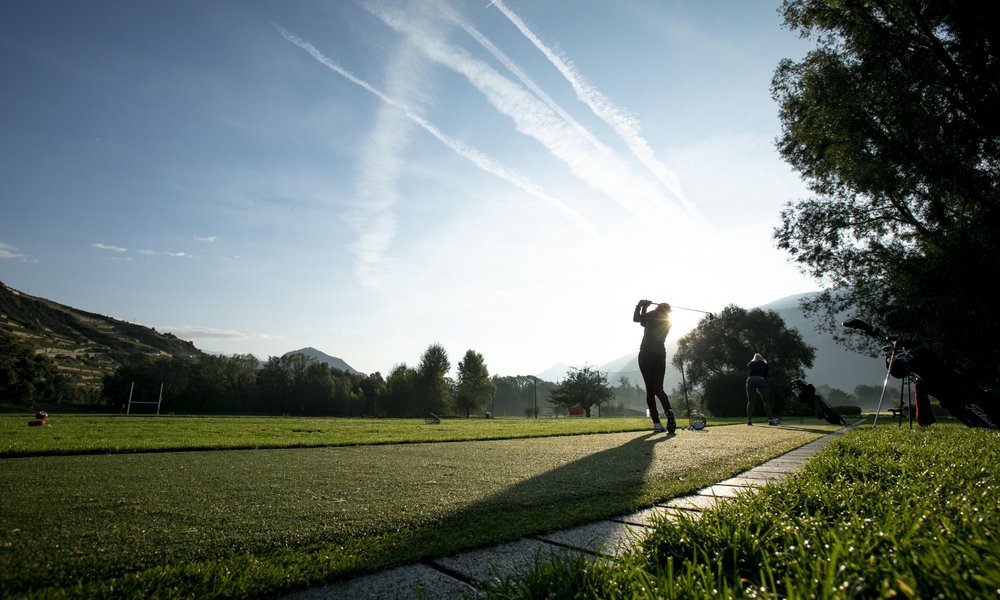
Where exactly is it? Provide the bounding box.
[99,345,495,418]
[6,304,833,418]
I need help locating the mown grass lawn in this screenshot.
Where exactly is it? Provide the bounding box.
[485,423,1000,599]
[0,416,838,598]
[1,414,681,457]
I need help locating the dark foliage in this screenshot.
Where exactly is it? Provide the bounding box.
[772,0,1000,387]
[673,306,815,417]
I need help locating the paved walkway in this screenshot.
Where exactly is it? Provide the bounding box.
[284,422,860,600]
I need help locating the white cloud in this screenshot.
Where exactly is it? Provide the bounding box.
[157,324,282,341]
[0,242,23,259]
[366,1,698,235]
[92,243,127,253]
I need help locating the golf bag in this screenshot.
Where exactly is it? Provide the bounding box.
[790,378,847,425]
[844,318,1000,428]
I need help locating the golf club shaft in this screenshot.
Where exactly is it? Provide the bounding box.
[651,302,713,315]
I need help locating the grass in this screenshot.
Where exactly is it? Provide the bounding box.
[1,414,683,457]
[0,416,838,598]
[483,423,1000,599]
[0,413,778,458]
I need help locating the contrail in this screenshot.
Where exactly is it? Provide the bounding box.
[434,0,609,157]
[489,0,702,222]
[364,4,688,229]
[274,24,598,238]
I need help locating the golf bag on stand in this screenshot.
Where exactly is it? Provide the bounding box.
[790,378,847,425]
[843,318,1000,428]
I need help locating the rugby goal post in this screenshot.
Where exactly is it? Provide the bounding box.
[126,381,163,415]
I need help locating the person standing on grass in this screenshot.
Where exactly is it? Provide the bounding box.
[746,353,779,426]
[633,299,676,434]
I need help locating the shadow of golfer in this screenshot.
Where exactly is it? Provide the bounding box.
[401,431,669,565]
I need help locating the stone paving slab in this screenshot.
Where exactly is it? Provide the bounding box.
[715,475,768,488]
[614,505,692,527]
[665,492,735,511]
[430,538,586,587]
[535,519,648,558]
[696,483,754,498]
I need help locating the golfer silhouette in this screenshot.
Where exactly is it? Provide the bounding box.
[633,300,675,433]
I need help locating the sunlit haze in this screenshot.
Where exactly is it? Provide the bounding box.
[0,0,820,377]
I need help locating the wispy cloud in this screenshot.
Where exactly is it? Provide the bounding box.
[96,244,193,259]
[275,24,596,237]
[365,2,692,230]
[195,235,218,242]
[489,0,701,222]
[92,242,127,253]
[0,242,23,259]
[433,0,608,155]
[157,324,281,341]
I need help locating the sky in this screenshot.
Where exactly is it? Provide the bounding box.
[0,0,821,378]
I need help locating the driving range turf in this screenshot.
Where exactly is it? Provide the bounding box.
[0,415,840,598]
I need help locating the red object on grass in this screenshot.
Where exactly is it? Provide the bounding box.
[28,420,46,427]
[35,411,49,420]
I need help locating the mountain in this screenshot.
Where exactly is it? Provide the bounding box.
[538,292,887,393]
[282,347,364,375]
[759,293,886,390]
[0,281,204,388]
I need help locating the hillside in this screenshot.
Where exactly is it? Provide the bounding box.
[0,281,203,388]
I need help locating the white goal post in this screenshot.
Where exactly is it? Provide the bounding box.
[126,382,163,415]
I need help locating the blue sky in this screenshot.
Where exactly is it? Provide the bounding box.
[1,0,819,377]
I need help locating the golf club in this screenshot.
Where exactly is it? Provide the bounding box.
[650,302,715,319]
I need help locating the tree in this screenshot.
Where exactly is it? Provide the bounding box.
[415,344,451,416]
[771,0,1000,387]
[492,375,550,417]
[672,306,815,417]
[383,364,416,416]
[549,366,613,417]
[455,350,494,417]
[0,331,66,404]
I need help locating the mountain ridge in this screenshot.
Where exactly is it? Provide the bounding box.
[282,347,363,375]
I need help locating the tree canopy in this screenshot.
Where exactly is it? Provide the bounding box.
[455,350,494,417]
[549,366,613,417]
[771,0,1000,386]
[673,306,815,417]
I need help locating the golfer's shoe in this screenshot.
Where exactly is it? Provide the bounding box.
[768,418,781,426]
[666,410,677,434]
[652,422,666,433]
[747,419,753,426]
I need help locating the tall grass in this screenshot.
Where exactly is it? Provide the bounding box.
[485,424,1000,598]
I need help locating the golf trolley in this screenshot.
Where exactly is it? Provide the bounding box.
[843,318,1000,428]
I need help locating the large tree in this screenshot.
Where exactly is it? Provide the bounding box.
[549,366,613,417]
[416,344,451,416]
[672,306,815,417]
[454,350,494,417]
[771,0,1000,386]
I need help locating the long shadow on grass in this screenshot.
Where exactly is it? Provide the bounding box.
[391,432,669,565]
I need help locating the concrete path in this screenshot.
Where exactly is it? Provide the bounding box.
[283,422,860,600]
